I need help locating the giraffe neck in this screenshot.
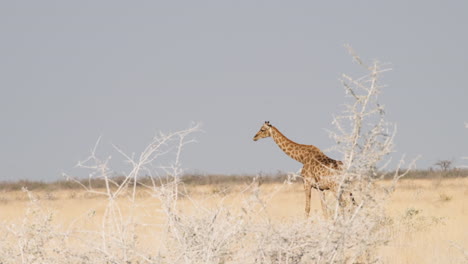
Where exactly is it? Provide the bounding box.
[270,126,318,164]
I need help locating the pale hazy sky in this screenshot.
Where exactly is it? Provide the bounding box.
[1,1,468,181]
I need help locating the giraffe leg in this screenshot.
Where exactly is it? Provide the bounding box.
[319,191,329,219]
[303,180,312,218]
[338,194,347,217]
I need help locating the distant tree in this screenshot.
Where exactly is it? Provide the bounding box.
[434,160,453,171]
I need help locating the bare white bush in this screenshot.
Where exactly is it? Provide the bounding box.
[0,189,94,264]
[245,46,413,264]
[318,46,413,262]
[71,123,203,263]
[69,123,255,264]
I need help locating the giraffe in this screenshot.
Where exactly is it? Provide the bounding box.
[253,121,354,218]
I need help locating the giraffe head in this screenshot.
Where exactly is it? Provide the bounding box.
[253,121,273,141]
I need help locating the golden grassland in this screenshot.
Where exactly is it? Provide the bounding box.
[1,177,467,263]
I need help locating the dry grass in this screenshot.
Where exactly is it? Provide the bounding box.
[381,178,468,263]
[1,178,467,263]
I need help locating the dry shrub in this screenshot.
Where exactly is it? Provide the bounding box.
[438,192,452,202]
[0,189,95,264]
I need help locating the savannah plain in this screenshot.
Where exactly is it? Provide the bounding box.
[1,175,467,263]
